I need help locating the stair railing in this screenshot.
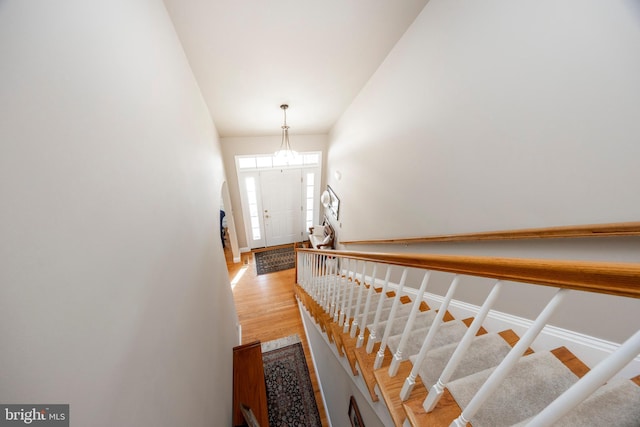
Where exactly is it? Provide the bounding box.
[295,249,639,426]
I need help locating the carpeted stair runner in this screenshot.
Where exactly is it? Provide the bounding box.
[387,319,468,360]
[410,332,513,389]
[366,303,417,338]
[371,310,437,340]
[513,377,640,427]
[447,351,579,427]
[349,292,394,318]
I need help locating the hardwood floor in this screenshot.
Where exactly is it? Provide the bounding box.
[226,244,329,427]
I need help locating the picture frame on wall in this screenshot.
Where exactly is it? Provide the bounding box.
[348,396,364,427]
[327,185,340,220]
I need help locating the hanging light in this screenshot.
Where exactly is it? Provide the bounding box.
[274,104,298,161]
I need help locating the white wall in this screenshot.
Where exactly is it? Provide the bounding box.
[0,2,238,426]
[329,0,640,240]
[327,0,640,342]
[220,135,328,248]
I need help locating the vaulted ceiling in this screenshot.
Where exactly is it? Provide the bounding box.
[163,0,429,137]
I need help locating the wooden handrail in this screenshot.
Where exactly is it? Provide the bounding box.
[232,341,269,427]
[296,248,640,299]
[340,221,640,245]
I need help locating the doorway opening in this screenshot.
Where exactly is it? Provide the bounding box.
[236,152,322,249]
[221,181,240,263]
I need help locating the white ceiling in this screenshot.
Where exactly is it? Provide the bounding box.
[162,0,429,137]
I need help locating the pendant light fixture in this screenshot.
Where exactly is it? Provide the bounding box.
[274,104,298,160]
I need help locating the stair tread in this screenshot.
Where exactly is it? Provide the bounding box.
[409,332,513,390]
[387,320,468,359]
[353,343,392,402]
[355,297,396,321]
[366,303,416,337]
[370,309,438,341]
[513,377,640,427]
[447,350,579,427]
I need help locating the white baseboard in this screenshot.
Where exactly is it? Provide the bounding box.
[240,246,250,253]
[352,272,640,381]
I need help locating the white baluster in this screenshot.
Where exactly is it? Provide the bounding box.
[332,257,342,322]
[423,280,504,411]
[316,254,322,302]
[525,329,640,427]
[306,253,312,291]
[310,253,317,299]
[307,253,313,292]
[329,257,339,319]
[338,259,352,327]
[321,254,329,308]
[315,253,323,302]
[367,266,392,353]
[389,271,433,376]
[344,260,359,333]
[374,269,409,370]
[398,275,459,399]
[301,252,308,290]
[325,257,334,312]
[357,264,378,348]
[450,288,570,427]
[350,262,368,337]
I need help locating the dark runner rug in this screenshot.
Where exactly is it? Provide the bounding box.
[254,246,295,275]
[262,336,322,427]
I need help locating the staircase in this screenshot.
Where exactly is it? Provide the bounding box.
[294,249,640,427]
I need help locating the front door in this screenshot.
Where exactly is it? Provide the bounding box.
[260,169,302,246]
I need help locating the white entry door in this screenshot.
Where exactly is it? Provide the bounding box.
[260,169,302,246]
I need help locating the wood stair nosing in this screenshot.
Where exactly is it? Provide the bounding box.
[333,326,360,376]
[329,322,345,357]
[354,343,386,402]
[374,359,428,427]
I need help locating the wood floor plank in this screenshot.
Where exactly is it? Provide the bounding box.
[227,247,329,427]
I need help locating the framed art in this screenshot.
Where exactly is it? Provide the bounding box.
[348,396,364,427]
[327,185,340,220]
